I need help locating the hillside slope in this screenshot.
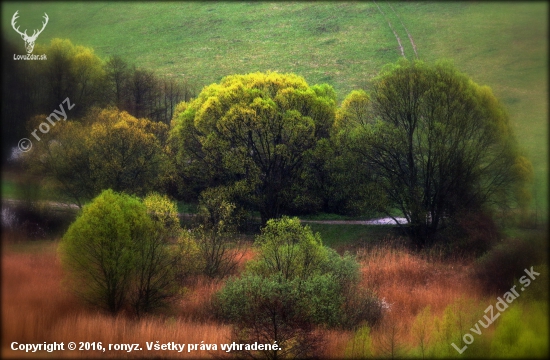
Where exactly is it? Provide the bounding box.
[2,1,547,213]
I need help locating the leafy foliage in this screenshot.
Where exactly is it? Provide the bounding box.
[142,192,181,238]
[345,325,373,358]
[490,302,549,358]
[59,190,180,315]
[474,236,544,294]
[216,273,328,359]
[130,192,180,316]
[193,187,243,278]
[59,189,151,313]
[319,91,386,216]
[410,306,433,359]
[34,38,106,118]
[335,89,371,130]
[349,59,532,246]
[170,72,336,223]
[404,286,549,359]
[425,296,484,358]
[24,108,170,206]
[247,216,328,280]
[215,217,383,358]
[174,230,204,281]
[1,36,194,161]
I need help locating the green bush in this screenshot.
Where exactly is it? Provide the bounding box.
[246,216,328,280]
[130,192,181,316]
[490,301,548,358]
[59,190,182,315]
[193,187,243,278]
[216,273,345,357]
[215,273,321,358]
[345,325,373,358]
[215,217,383,357]
[174,230,205,281]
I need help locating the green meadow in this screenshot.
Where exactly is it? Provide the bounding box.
[2,1,547,214]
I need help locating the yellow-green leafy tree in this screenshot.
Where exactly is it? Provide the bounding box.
[170,72,336,224]
[35,38,107,117]
[131,192,181,316]
[23,108,170,207]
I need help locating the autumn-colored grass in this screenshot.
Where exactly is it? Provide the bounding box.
[1,230,494,359]
[357,239,484,354]
[177,245,259,321]
[1,233,232,358]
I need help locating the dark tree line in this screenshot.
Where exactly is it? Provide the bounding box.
[1,37,195,164]
[171,62,532,245]
[7,35,532,247]
[103,55,194,123]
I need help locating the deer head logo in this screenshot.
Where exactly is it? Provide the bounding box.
[11,11,49,54]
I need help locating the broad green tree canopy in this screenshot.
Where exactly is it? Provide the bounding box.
[170,72,336,224]
[349,59,531,245]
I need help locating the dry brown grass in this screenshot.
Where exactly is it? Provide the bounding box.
[2,231,489,359]
[318,329,353,359]
[1,235,233,358]
[357,240,485,353]
[178,246,257,322]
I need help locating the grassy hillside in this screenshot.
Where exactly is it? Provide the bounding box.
[2,1,547,214]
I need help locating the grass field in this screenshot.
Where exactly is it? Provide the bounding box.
[308,223,399,249]
[3,230,547,358]
[2,2,546,215]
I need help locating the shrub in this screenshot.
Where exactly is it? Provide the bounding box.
[474,235,544,294]
[434,210,500,257]
[340,286,384,330]
[194,187,244,278]
[490,301,549,358]
[344,325,373,358]
[59,190,182,315]
[426,296,484,358]
[215,273,328,359]
[215,217,382,357]
[174,231,205,282]
[130,193,181,316]
[322,248,383,329]
[409,306,433,358]
[247,216,329,280]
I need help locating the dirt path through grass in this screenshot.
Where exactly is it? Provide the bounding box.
[301,217,407,225]
[374,0,405,58]
[2,199,407,226]
[386,1,418,59]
